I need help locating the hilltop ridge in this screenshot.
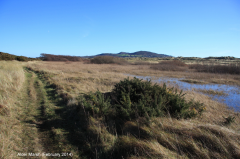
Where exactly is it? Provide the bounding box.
[82,51,172,58]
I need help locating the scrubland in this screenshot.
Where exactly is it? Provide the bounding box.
[1,58,240,158]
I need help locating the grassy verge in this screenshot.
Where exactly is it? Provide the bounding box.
[0,61,25,158]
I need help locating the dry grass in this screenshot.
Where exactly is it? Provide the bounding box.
[28,61,240,88]
[189,63,240,74]
[0,61,26,158]
[196,88,228,96]
[27,62,131,97]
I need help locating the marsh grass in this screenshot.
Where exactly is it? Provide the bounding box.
[196,88,228,96]
[27,61,240,86]
[180,79,208,84]
[150,60,188,72]
[189,63,240,74]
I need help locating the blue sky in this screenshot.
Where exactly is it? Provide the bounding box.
[0,0,240,58]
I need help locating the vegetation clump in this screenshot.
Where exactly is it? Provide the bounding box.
[90,56,128,65]
[81,77,205,120]
[0,52,37,61]
[150,60,188,71]
[40,53,82,61]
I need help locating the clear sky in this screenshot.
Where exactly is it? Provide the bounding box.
[0,0,240,58]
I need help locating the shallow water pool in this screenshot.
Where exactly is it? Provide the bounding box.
[128,75,240,112]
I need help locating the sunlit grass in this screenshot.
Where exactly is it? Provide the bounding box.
[0,61,26,158]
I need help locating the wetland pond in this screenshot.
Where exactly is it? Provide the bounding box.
[128,75,240,112]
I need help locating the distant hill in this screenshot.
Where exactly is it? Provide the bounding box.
[82,51,172,58]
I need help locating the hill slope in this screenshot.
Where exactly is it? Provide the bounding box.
[84,51,172,58]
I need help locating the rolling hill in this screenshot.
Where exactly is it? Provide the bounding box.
[82,51,172,58]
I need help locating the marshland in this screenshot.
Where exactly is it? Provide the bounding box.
[1,55,240,158]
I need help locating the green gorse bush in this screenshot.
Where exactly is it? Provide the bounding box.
[80,77,205,120]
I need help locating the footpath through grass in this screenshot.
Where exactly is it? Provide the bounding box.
[1,67,79,158]
[20,68,80,158]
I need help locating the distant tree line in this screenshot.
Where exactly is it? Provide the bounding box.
[0,52,37,61]
[40,53,82,61]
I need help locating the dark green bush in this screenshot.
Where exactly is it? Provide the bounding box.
[16,56,28,61]
[80,77,205,120]
[81,90,112,116]
[0,52,16,60]
[0,52,37,61]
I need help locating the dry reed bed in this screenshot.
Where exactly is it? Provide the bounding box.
[28,61,240,87]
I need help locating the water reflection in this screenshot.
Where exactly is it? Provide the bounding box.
[128,75,240,112]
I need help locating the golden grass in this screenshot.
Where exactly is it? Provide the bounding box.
[0,61,26,158]
[27,61,240,97]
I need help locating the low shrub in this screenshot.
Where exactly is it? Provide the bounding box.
[90,56,128,65]
[16,56,28,61]
[132,61,151,65]
[160,60,187,66]
[223,115,235,125]
[0,52,35,61]
[40,53,82,61]
[80,77,205,120]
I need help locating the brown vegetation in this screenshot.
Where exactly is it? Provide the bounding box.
[189,63,240,74]
[0,104,8,116]
[150,60,188,71]
[90,55,129,65]
[40,53,82,61]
